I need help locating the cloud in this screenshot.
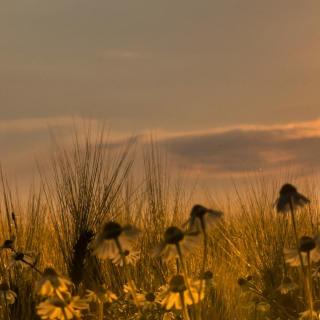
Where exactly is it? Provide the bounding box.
[1,116,320,184]
[157,119,320,177]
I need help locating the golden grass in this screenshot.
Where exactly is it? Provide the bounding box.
[0,130,318,320]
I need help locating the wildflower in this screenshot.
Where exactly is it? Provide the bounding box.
[92,222,140,260]
[111,249,140,266]
[201,270,214,289]
[284,236,320,267]
[0,239,14,250]
[162,312,176,320]
[275,184,310,213]
[277,277,298,295]
[159,275,204,310]
[153,226,200,261]
[136,291,159,311]
[0,283,17,305]
[187,204,223,232]
[312,266,320,279]
[36,268,72,299]
[123,282,139,299]
[9,251,34,268]
[202,270,214,281]
[36,293,89,319]
[255,301,270,313]
[237,275,253,292]
[299,309,318,319]
[85,285,117,304]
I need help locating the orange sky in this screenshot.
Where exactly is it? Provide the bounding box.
[0,1,320,190]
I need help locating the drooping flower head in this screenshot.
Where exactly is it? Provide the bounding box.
[187,204,223,232]
[202,270,213,281]
[85,285,117,304]
[277,276,298,295]
[275,183,310,213]
[160,275,204,310]
[237,275,254,292]
[9,251,34,268]
[111,249,140,266]
[0,283,17,305]
[92,221,140,260]
[299,236,316,253]
[153,226,200,261]
[36,292,89,319]
[299,310,318,320]
[135,291,160,311]
[284,235,320,267]
[0,239,15,250]
[36,268,72,299]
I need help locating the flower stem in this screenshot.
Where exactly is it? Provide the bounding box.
[180,292,191,320]
[198,224,208,320]
[114,238,141,313]
[248,285,295,320]
[97,301,104,320]
[289,199,305,275]
[10,248,43,275]
[21,258,43,275]
[306,252,315,319]
[176,243,196,309]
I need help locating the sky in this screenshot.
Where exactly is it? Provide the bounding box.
[1,0,320,189]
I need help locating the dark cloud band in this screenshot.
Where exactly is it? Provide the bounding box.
[159,125,320,175]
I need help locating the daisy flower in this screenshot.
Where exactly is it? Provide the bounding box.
[9,251,34,268]
[284,236,320,267]
[153,226,200,261]
[85,285,117,304]
[186,204,223,232]
[0,283,17,305]
[135,291,160,311]
[111,249,140,266]
[237,275,253,292]
[160,275,204,310]
[36,293,88,320]
[299,309,318,320]
[123,281,139,299]
[275,184,310,213]
[162,312,176,320]
[92,221,140,260]
[277,277,298,295]
[36,268,72,299]
[0,239,15,250]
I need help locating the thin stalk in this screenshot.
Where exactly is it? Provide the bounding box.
[115,238,141,313]
[21,258,43,275]
[176,243,196,312]
[254,302,257,320]
[248,285,295,320]
[3,291,9,320]
[62,308,68,320]
[288,198,309,308]
[180,292,191,320]
[306,252,315,319]
[289,199,305,274]
[97,301,104,320]
[10,248,43,275]
[198,222,207,319]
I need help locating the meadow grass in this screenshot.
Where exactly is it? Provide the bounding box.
[0,131,319,320]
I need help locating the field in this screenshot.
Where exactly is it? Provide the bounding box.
[0,131,319,320]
